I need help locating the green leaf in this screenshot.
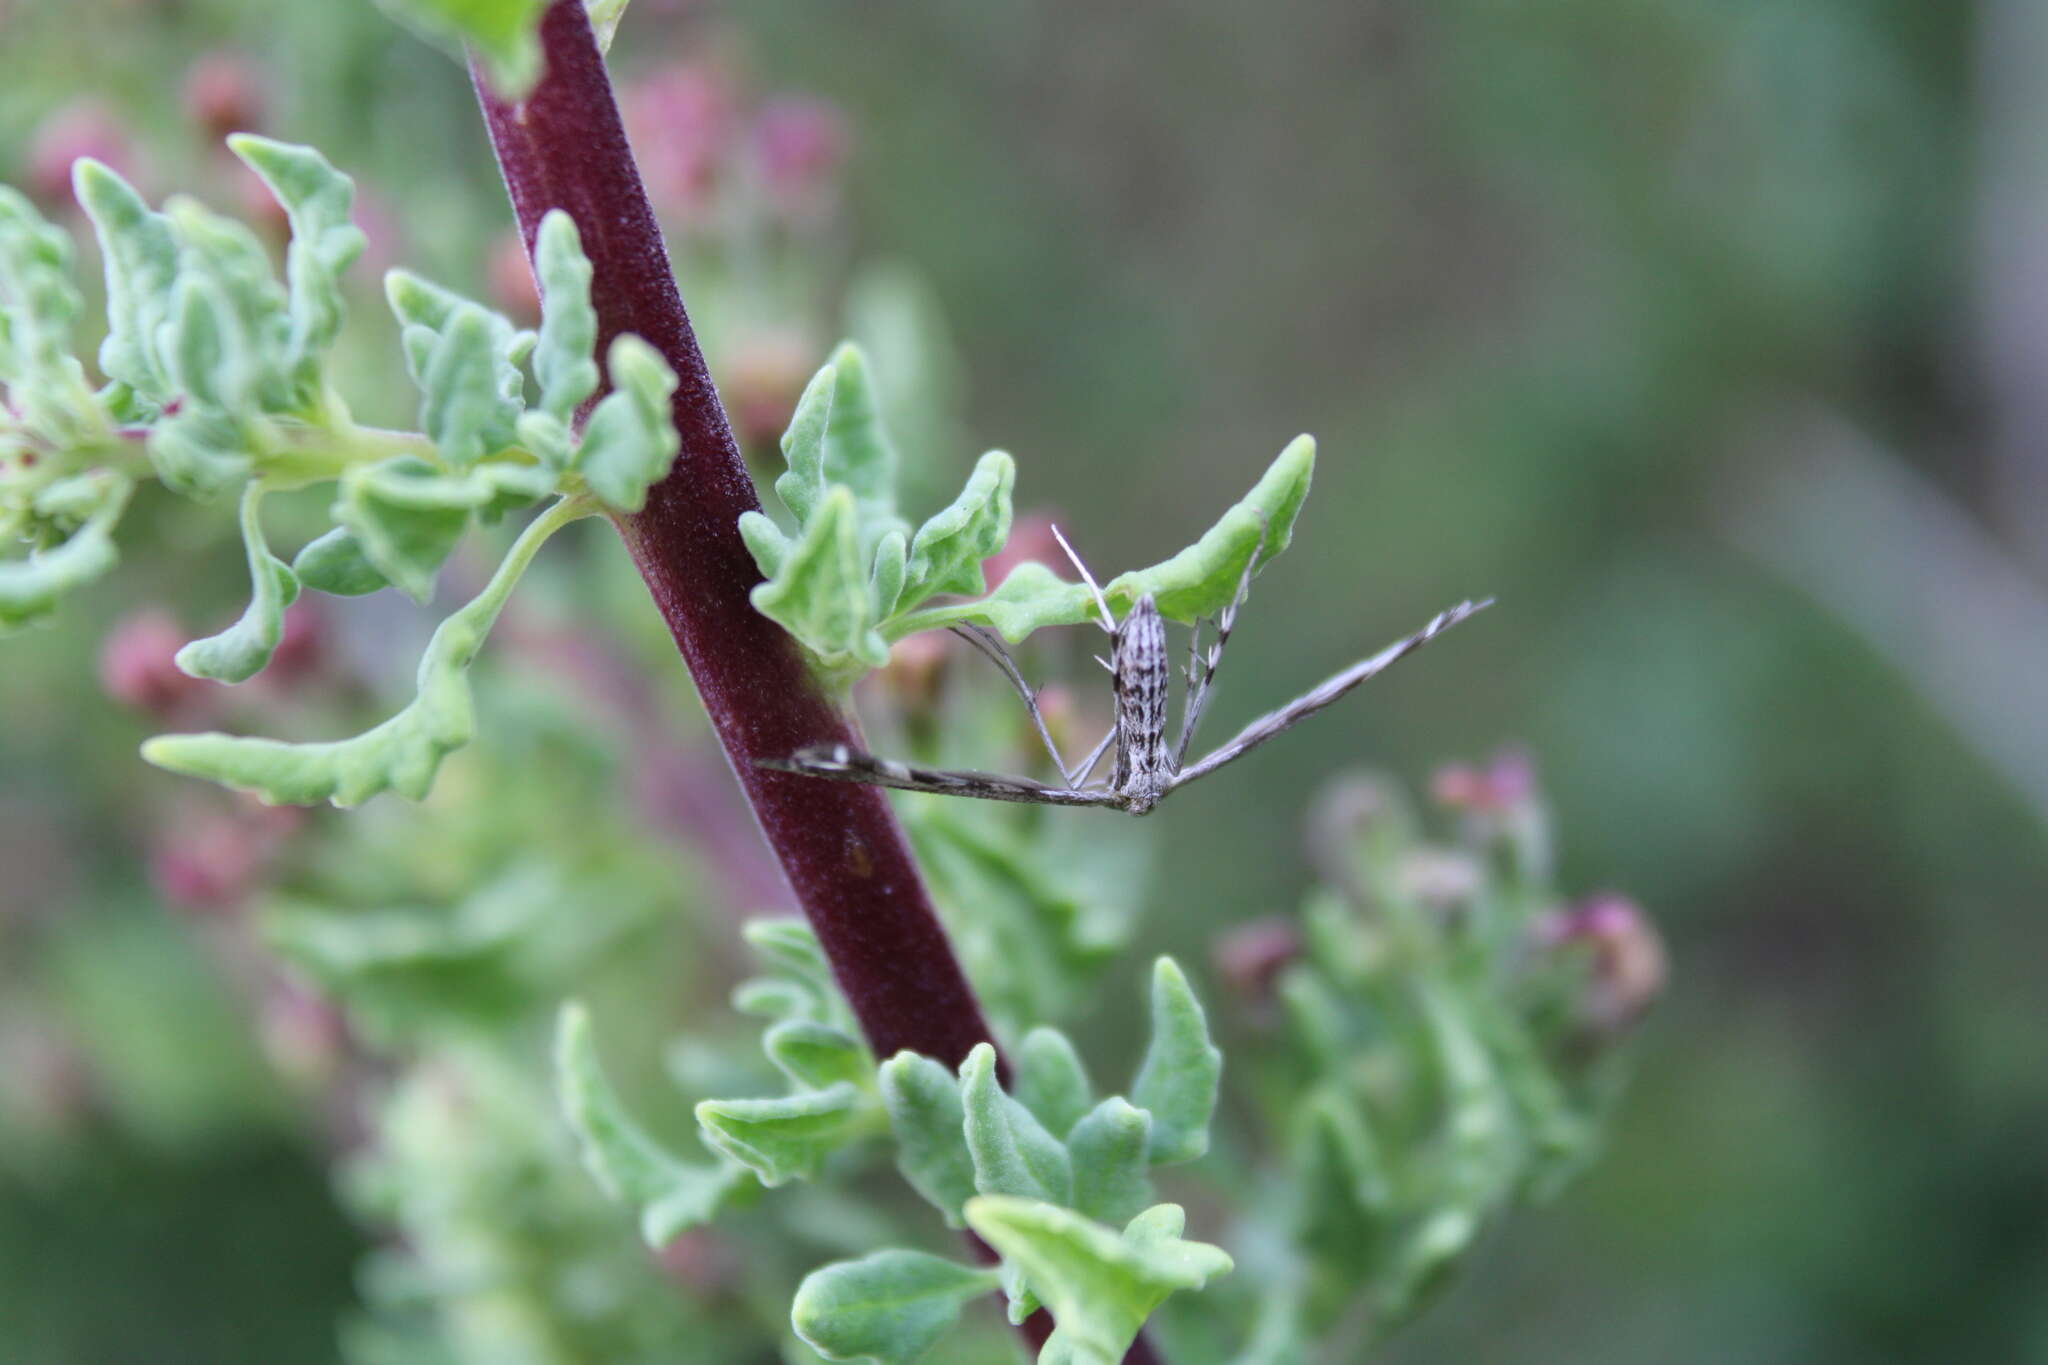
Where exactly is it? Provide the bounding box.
[555,1002,744,1247]
[161,198,292,415]
[742,917,834,992]
[883,560,1096,645]
[898,449,1014,608]
[1130,958,1221,1167]
[141,496,580,806]
[386,269,527,465]
[791,1250,999,1365]
[964,1198,1232,1365]
[0,476,131,633]
[749,485,887,669]
[694,1083,866,1187]
[736,509,791,581]
[228,136,365,392]
[877,1052,977,1228]
[869,527,908,620]
[765,1019,871,1093]
[529,210,599,424]
[959,1043,1071,1207]
[0,186,101,442]
[1013,1027,1094,1139]
[732,977,819,1022]
[145,406,253,500]
[174,483,300,683]
[585,0,632,52]
[575,334,679,512]
[1101,435,1314,621]
[886,437,1317,642]
[815,343,905,549]
[72,159,180,402]
[1066,1098,1154,1226]
[292,526,389,596]
[375,0,547,93]
[333,456,551,603]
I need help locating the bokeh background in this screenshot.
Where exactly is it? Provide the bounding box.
[4,0,2046,1361]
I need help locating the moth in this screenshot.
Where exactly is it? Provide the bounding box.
[760,526,1490,816]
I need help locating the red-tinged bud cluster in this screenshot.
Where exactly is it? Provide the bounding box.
[258,981,349,1088]
[1214,915,1304,1008]
[27,99,133,207]
[1431,747,1536,813]
[263,599,329,688]
[622,62,738,224]
[754,97,847,223]
[100,609,206,720]
[658,1227,740,1293]
[149,800,301,914]
[1537,894,1668,1032]
[878,630,951,712]
[183,52,267,143]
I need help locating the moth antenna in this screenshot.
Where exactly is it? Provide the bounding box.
[1051,523,1116,632]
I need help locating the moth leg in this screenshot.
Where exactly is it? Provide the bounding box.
[1066,724,1117,788]
[1052,523,1117,633]
[948,624,1069,776]
[758,745,1119,808]
[1173,515,1267,771]
[1171,598,1493,791]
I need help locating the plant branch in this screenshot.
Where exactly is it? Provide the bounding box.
[471,0,993,1070]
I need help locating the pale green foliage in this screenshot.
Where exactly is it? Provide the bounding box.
[143,497,587,805]
[966,1198,1232,1365]
[556,1002,745,1247]
[173,483,301,682]
[791,957,1226,1358]
[575,335,681,511]
[230,136,367,391]
[741,344,1318,680]
[0,472,130,632]
[792,1250,1001,1365]
[529,210,600,427]
[695,1083,870,1187]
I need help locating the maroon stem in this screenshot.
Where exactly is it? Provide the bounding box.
[472,1,991,1069]
[469,7,1159,1363]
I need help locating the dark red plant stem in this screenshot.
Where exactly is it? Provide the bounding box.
[472,0,991,1069]
[470,12,1163,1363]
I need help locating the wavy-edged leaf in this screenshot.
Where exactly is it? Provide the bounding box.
[160,198,292,415]
[791,1250,998,1365]
[1067,1098,1154,1226]
[883,560,1095,644]
[877,1051,977,1228]
[897,448,1013,609]
[292,526,389,596]
[0,475,130,633]
[556,1001,745,1248]
[72,159,179,402]
[386,269,526,463]
[0,186,100,442]
[694,1082,866,1187]
[816,342,905,548]
[773,361,834,526]
[576,334,679,512]
[870,527,908,620]
[141,497,577,805]
[959,1042,1071,1206]
[750,485,886,669]
[1103,435,1314,620]
[229,135,364,391]
[145,405,253,500]
[765,1019,871,1093]
[333,456,551,603]
[1013,1027,1094,1140]
[174,483,300,682]
[375,0,547,93]
[529,209,599,424]
[964,1198,1231,1365]
[1130,957,1221,1166]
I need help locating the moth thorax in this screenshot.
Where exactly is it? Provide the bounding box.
[1111,594,1172,792]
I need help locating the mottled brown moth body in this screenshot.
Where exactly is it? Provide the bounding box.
[1110,594,1173,813]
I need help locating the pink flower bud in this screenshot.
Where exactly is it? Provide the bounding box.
[1537,894,1667,1032]
[27,99,133,207]
[623,62,736,224]
[1431,747,1537,813]
[1213,916,1303,1006]
[980,512,1066,588]
[100,609,204,719]
[754,96,847,221]
[183,52,266,142]
[722,329,818,451]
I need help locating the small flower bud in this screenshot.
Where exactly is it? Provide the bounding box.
[723,329,818,451]
[623,62,736,224]
[980,512,1066,588]
[1397,848,1484,913]
[27,99,133,207]
[263,599,328,687]
[754,96,847,222]
[1537,894,1667,1033]
[100,609,204,719]
[1431,747,1536,814]
[259,982,349,1088]
[1214,916,1303,1007]
[183,52,267,142]
[878,630,951,712]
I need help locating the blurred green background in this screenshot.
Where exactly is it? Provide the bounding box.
[4,0,2046,1361]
